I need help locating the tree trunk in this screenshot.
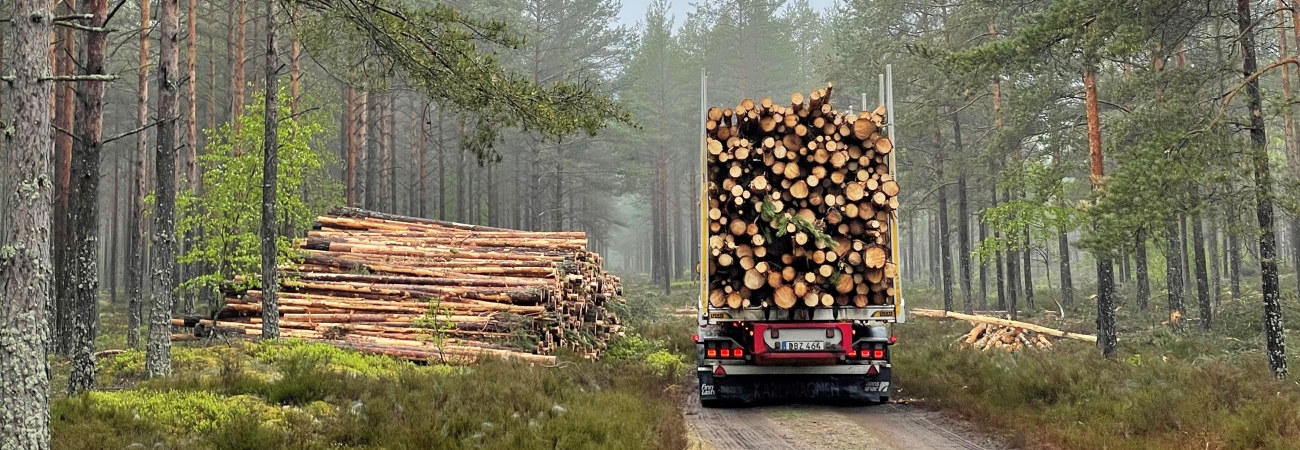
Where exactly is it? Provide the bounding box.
[229,0,246,127]
[1,0,55,445]
[1058,225,1073,306]
[936,147,954,312]
[289,10,300,113]
[437,108,446,221]
[1209,222,1222,307]
[110,156,121,305]
[1022,228,1034,310]
[206,0,217,131]
[1135,230,1150,310]
[1004,188,1019,318]
[378,95,391,212]
[928,211,939,288]
[146,0,182,378]
[345,87,357,206]
[1193,214,1211,330]
[978,201,989,310]
[952,108,973,314]
[364,94,377,209]
[67,0,110,396]
[1282,0,1300,176]
[1084,63,1116,358]
[259,0,281,340]
[1164,218,1186,330]
[1239,0,1287,377]
[992,171,1005,310]
[52,0,77,356]
[129,0,154,350]
[1230,215,1242,299]
[418,102,429,218]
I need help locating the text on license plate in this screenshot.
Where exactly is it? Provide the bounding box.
[779,341,825,351]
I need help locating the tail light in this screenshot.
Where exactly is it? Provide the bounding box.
[704,342,747,360]
[873,349,885,359]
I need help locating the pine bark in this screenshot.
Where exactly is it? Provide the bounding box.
[1193,214,1211,330]
[952,108,973,315]
[1239,0,1287,377]
[110,158,121,305]
[1,1,55,447]
[186,0,198,189]
[1084,63,1116,358]
[1164,218,1186,330]
[1135,230,1150,310]
[1022,228,1034,309]
[1058,227,1073,306]
[229,0,247,127]
[345,87,357,206]
[1209,223,1221,307]
[1004,188,1019,318]
[419,103,429,218]
[128,0,153,350]
[52,0,77,356]
[261,0,280,340]
[146,0,181,378]
[978,216,988,310]
[67,0,110,396]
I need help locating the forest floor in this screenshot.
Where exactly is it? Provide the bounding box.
[890,272,1300,450]
[47,289,694,450]
[50,272,1300,449]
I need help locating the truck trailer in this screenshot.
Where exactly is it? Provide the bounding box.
[696,68,903,407]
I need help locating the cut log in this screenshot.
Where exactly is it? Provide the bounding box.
[911,309,1098,343]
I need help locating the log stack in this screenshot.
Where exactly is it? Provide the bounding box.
[957,323,1055,351]
[198,207,623,364]
[706,83,899,310]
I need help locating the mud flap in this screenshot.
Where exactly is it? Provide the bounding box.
[698,367,891,406]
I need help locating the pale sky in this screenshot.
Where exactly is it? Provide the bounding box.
[615,0,837,31]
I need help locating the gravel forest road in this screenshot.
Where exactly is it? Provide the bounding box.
[685,393,1006,450]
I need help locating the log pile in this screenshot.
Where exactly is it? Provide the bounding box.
[199,207,624,364]
[957,323,1054,351]
[706,83,899,310]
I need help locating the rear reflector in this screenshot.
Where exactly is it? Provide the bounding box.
[692,334,699,343]
[867,365,879,375]
[890,335,898,344]
[713,365,726,376]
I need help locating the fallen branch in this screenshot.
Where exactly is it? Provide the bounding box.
[911,309,1097,343]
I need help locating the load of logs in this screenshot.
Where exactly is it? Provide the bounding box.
[707,83,900,310]
[185,208,624,365]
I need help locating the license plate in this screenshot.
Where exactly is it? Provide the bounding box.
[779,341,825,351]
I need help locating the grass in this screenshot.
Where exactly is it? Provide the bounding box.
[50,291,692,450]
[895,276,1300,449]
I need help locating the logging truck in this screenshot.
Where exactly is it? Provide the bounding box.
[696,68,904,407]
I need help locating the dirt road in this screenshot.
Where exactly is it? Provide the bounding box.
[685,395,1004,450]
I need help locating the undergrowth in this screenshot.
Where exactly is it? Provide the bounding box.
[897,283,1300,449]
[53,288,690,450]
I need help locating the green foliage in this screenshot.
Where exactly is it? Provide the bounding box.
[55,336,688,449]
[291,0,631,161]
[177,89,341,296]
[72,390,277,435]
